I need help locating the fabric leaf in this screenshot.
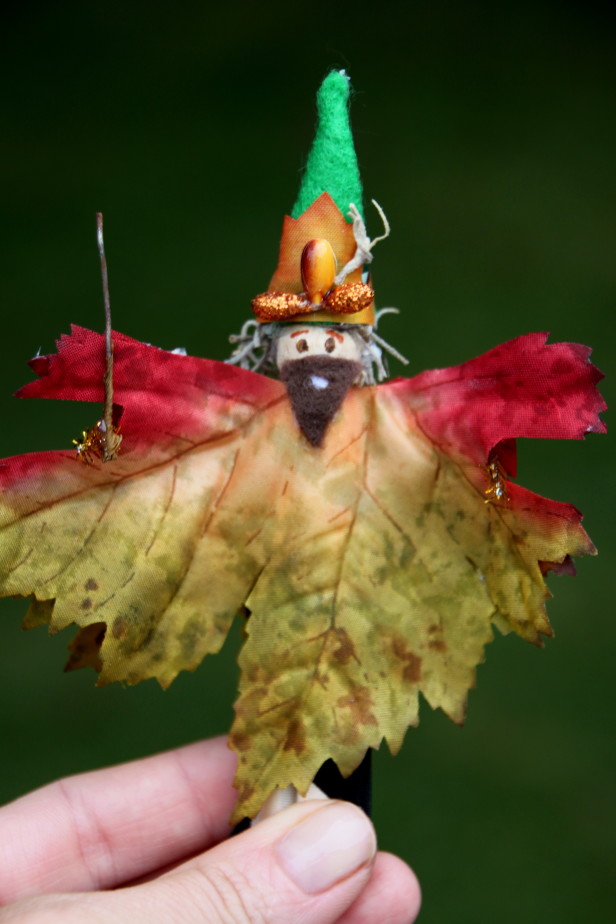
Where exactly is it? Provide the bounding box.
[2,327,286,688]
[0,327,604,821]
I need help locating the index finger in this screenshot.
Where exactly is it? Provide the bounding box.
[0,735,237,905]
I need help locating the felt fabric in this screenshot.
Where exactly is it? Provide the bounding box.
[291,70,363,222]
[262,71,374,326]
[279,355,363,446]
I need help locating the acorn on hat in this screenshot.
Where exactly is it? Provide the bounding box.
[251,70,375,326]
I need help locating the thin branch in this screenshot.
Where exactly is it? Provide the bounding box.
[96,212,121,461]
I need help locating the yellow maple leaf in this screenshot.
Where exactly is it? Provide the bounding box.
[0,327,604,820]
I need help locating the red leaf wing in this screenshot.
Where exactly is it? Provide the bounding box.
[390,332,605,465]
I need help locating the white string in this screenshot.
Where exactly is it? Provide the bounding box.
[334,199,391,285]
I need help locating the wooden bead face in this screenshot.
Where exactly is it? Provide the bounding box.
[275,325,362,367]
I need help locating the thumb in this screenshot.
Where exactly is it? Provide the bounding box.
[152,799,379,923]
[2,800,378,924]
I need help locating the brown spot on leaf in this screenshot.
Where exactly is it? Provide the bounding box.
[85,578,99,591]
[428,639,447,652]
[403,656,422,682]
[236,781,255,805]
[237,686,269,718]
[391,637,422,683]
[80,597,92,610]
[112,616,128,639]
[141,626,155,648]
[337,687,378,726]
[230,731,251,752]
[283,717,307,754]
[331,627,359,665]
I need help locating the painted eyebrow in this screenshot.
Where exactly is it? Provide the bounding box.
[325,329,345,343]
[290,330,310,338]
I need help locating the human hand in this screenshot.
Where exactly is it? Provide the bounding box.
[0,736,421,923]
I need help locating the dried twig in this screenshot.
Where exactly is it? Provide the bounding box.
[74,215,122,463]
[96,213,122,461]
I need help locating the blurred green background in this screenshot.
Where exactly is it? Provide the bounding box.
[0,1,613,920]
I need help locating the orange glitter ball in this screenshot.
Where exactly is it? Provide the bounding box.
[323,282,374,315]
[251,293,312,322]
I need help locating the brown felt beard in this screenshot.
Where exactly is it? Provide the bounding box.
[279,356,363,447]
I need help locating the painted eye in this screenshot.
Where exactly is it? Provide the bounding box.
[324,337,336,353]
[296,338,309,353]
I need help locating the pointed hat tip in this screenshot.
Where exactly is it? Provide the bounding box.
[291,70,362,221]
[317,69,351,113]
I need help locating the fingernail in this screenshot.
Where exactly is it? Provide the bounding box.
[276,802,376,894]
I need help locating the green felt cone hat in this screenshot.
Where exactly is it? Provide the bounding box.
[251,70,375,325]
[291,69,364,221]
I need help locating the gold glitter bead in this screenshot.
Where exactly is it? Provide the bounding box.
[482,453,510,504]
[323,282,374,315]
[251,292,311,322]
[73,419,122,464]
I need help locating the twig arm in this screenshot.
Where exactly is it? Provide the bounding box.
[96,212,121,461]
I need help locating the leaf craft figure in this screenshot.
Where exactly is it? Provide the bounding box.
[0,72,606,822]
